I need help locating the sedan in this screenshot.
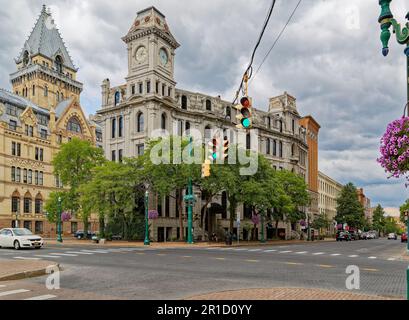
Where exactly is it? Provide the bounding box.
[387,233,398,240]
[0,228,44,250]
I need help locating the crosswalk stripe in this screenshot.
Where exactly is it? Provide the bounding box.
[248,249,262,252]
[279,251,292,253]
[264,250,277,252]
[368,256,377,259]
[49,253,78,257]
[348,255,358,258]
[34,255,62,259]
[24,294,57,300]
[233,248,246,251]
[387,258,396,261]
[13,257,40,260]
[330,254,341,256]
[313,252,324,255]
[0,289,30,297]
[66,251,94,255]
[295,251,308,254]
[80,250,109,254]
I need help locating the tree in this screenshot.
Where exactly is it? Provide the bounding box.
[51,138,106,235]
[335,183,365,229]
[372,204,386,234]
[399,199,409,224]
[384,217,399,234]
[312,213,330,233]
[44,191,70,223]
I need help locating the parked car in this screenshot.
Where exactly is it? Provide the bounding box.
[111,234,122,241]
[401,232,407,243]
[349,231,360,240]
[0,228,43,250]
[387,233,398,240]
[367,232,376,239]
[74,230,95,240]
[360,232,368,240]
[336,231,351,241]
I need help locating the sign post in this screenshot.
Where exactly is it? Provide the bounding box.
[236,214,241,245]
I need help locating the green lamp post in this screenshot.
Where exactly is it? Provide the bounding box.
[378,0,409,300]
[57,196,63,243]
[144,189,150,245]
[183,136,196,244]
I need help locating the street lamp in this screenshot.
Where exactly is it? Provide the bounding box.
[144,188,150,246]
[57,196,63,243]
[183,135,195,244]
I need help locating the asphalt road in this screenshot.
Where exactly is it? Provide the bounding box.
[0,239,407,300]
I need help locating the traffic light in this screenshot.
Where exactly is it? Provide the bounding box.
[235,96,252,129]
[223,136,229,162]
[201,160,211,178]
[208,138,219,162]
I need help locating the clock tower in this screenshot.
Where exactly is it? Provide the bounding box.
[122,7,180,99]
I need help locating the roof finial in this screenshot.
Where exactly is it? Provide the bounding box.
[42,4,46,13]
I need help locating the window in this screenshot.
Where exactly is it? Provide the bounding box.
[156,81,159,94]
[67,117,82,133]
[7,105,18,116]
[146,81,151,94]
[119,149,123,163]
[137,112,144,132]
[12,142,21,156]
[292,119,295,133]
[273,140,277,156]
[137,144,144,156]
[71,222,78,234]
[44,86,48,97]
[139,83,143,94]
[111,150,116,162]
[279,141,283,158]
[206,99,212,111]
[204,125,211,140]
[16,167,21,183]
[32,85,35,96]
[114,91,120,106]
[35,221,43,233]
[35,147,44,161]
[57,135,62,144]
[12,197,19,213]
[40,129,48,139]
[24,197,32,214]
[56,91,60,102]
[168,87,172,97]
[118,116,123,138]
[162,84,166,96]
[23,221,32,231]
[9,120,17,131]
[39,172,43,186]
[38,114,48,125]
[111,118,116,139]
[246,133,251,150]
[266,139,271,154]
[131,85,135,95]
[28,170,32,184]
[35,171,39,185]
[291,144,295,157]
[23,51,29,66]
[280,120,283,133]
[181,95,187,109]
[165,196,170,217]
[55,55,63,73]
[25,125,33,137]
[23,169,27,184]
[35,199,43,214]
[11,167,15,182]
[185,121,190,133]
[161,113,167,130]
[55,175,63,188]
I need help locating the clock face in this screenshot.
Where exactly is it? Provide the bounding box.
[159,48,168,66]
[135,46,147,63]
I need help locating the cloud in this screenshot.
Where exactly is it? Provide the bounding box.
[1,0,409,207]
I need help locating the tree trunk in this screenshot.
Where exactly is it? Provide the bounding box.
[99,214,105,238]
[83,217,89,238]
[201,196,212,239]
[275,220,279,238]
[228,195,237,232]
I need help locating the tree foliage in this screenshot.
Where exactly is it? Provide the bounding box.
[335,182,365,229]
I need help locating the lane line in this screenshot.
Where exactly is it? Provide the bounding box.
[214,258,226,260]
[34,255,62,259]
[313,252,325,255]
[135,252,145,255]
[245,259,259,263]
[348,255,358,258]
[80,250,109,254]
[66,251,94,255]
[233,248,247,251]
[318,264,334,268]
[24,294,57,300]
[0,289,30,297]
[156,254,167,256]
[285,262,304,266]
[13,257,40,260]
[362,268,379,272]
[368,256,377,260]
[182,256,192,258]
[48,253,78,257]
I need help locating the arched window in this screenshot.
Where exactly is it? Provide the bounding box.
[206,99,212,111]
[273,140,277,156]
[114,91,120,106]
[35,193,43,214]
[246,133,251,150]
[279,141,283,158]
[23,51,29,66]
[55,55,63,73]
[161,113,167,130]
[266,139,271,155]
[291,144,295,156]
[204,125,211,140]
[181,95,187,110]
[185,121,190,133]
[67,117,82,133]
[280,120,283,133]
[137,112,144,132]
[226,106,231,119]
[118,116,123,138]
[24,192,32,214]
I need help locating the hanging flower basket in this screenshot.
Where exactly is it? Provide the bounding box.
[61,211,71,222]
[148,210,159,220]
[377,116,409,182]
[251,214,260,225]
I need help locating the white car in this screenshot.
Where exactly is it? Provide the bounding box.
[387,233,398,240]
[0,228,44,250]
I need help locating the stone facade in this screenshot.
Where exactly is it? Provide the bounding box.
[0,6,100,236]
[357,188,372,225]
[94,6,314,242]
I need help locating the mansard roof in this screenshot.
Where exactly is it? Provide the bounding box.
[15,5,77,71]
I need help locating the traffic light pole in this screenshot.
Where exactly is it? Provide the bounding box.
[185,136,194,244]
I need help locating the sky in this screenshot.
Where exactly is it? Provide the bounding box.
[1,0,409,209]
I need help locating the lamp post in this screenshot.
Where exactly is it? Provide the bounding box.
[183,136,195,244]
[378,0,409,300]
[260,211,266,243]
[57,196,63,243]
[144,188,150,246]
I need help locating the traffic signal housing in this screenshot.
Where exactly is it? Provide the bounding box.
[201,160,211,178]
[223,136,229,162]
[235,97,252,129]
[208,138,219,162]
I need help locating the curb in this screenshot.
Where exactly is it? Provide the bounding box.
[0,263,60,282]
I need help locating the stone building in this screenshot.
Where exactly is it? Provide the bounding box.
[0,6,100,236]
[318,171,343,234]
[357,188,372,225]
[95,6,314,241]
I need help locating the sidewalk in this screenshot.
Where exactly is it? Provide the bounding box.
[0,260,59,281]
[185,288,403,300]
[44,238,335,248]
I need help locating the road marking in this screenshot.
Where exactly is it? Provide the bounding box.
[13,257,40,260]
[80,250,109,254]
[279,251,292,254]
[295,251,308,254]
[49,253,78,257]
[264,250,277,252]
[348,255,358,258]
[318,264,334,268]
[285,262,304,266]
[24,294,57,300]
[387,258,396,261]
[214,257,226,260]
[135,252,145,255]
[34,255,62,259]
[156,254,167,256]
[248,249,262,252]
[313,252,325,255]
[66,251,94,255]
[362,268,379,272]
[330,254,341,256]
[182,256,192,258]
[0,289,30,297]
[0,285,6,288]
[233,248,247,251]
[368,256,377,260]
[245,259,259,263]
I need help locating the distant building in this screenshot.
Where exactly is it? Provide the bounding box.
[357,188,372,225]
